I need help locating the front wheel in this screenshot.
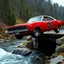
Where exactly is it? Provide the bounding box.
[32,29,41,38]
[54,26,60,33]
[15,34,23,39]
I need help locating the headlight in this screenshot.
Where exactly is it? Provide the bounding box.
[5,30,8,33]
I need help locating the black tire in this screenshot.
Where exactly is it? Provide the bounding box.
[32,28,41,38]
[54,26,60,33]
[15,34,23,39]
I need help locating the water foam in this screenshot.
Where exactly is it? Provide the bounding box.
[0,48,31,64]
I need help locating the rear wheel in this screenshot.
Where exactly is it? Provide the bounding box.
[32,28,41,38]
[15,34,23,39]
[54,26,60,33]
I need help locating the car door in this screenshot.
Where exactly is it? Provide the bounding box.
[47,17,57,30]
[45,20,53,31]
[43,16,54,31]
[46,18,54,30]
[39,17,49,31]
[51,20,59,29]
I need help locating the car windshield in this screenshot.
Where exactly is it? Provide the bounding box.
[28,16,42,23]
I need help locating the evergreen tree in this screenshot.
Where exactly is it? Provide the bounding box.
[0,0,16,25]
[20,0,32,21]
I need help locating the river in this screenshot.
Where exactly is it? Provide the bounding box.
[1,29,64,64]
[0,39,44,64]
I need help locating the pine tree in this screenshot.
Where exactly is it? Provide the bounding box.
[8,10,16,25]
[0,0,16,25]
[20,0,32,21]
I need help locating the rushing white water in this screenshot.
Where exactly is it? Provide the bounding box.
[0,48,32,64]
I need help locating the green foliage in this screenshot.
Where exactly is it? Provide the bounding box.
[20,0,32,21]
[3,7,16,25]
[0,0,16,25]
[7,10,16,26]
[0,0,64,24]
[24,0,64,20]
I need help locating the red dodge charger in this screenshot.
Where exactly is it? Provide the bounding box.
[5,15,64,39]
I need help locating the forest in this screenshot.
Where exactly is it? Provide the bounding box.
[0,0,64,25]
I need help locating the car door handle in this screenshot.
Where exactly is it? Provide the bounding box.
[47,22,51,28]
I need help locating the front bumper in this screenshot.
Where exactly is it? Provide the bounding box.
[5,29,28,34]
[5,25,28,34]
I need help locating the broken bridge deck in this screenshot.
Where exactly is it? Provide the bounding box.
[37,30,64,56]
[39,30,64,41]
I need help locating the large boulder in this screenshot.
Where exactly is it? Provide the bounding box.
[12,48,32,56]
[50,55,64,64]
[16,42,27,48]
[55,45,64,56]
[17,35,34,49]
[16,40,33,49]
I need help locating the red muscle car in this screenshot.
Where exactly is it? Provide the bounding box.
[5,15,64,39]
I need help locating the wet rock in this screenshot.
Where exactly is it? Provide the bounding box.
[55,36,64,56]
[17,40,33,49]
[12,48,32,56]
[57,62,62,64]
[26,35,32,40]
[49,43,64,64]
[0,39,5,42]
[56,46,64,53]
[17,42,27,48]
[36,56,42,60]
[56,39,63,45]
[16,35,34,49]
[55,45,64,57]
[56,36,64,45]
[60,36,64,41]
[49,55,64,64]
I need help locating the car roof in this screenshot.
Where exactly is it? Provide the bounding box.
[31,15,56,20]
[42,15,53,18]
[31,15,53,18]
[43,15,56,20]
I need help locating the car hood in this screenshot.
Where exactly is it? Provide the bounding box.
[6,23,29,29]
[15,23,28,26]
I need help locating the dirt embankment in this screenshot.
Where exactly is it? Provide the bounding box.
[16,17,26,24]
[0,19,6,39]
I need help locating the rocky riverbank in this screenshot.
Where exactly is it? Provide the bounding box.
[0,33,64,64]
[12,35,64,64]
[47,36,64,64]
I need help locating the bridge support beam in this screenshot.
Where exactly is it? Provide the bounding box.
[37,34,64,56]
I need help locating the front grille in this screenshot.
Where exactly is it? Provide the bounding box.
[7,26,27,31]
